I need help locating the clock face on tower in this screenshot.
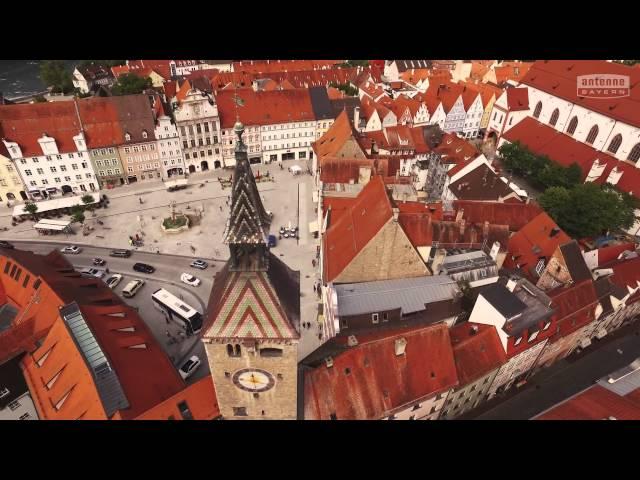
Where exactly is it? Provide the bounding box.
[232,368,276,393]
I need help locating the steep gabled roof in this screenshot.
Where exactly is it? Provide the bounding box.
[449,323,507,385]
[323,176,393,282]
[505,87,530,111]
[313,109,363,160]
[453,200,543,231]
[304,323,458,420]
[536,385,640,420]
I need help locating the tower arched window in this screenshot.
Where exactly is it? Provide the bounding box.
[533,101,542,119]
[586,125,599,145]
[549,108,559,127]
[566,116,578,135]
[234,344,241,356]
[628,143,640,163]
[607,134,622,154]
[226,344,234,356]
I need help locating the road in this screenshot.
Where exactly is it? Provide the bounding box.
[462,322,640,420]
[8,240,215,385]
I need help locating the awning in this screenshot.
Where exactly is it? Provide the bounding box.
[34,219,72,231]
[290,165,302,172]
[46,187,58,192]
[308,221,319,233]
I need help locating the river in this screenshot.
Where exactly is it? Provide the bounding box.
[0,60,78,100]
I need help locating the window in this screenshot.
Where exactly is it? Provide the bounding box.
[19,413,31,420]
[183,141,188,149]
[533,101,542,118]
[177,401,193,420]
[543,321,552,331]
[193,152,198,159]
[233,407,248,417]
[528,330,539,342]
[372,313,379,324]
[566,116,578,135]
[50,166,57,173]
[549,108,559,126]
[190,140,196,148]
[8,400,21,411]
[185,153,190,160]
[81,162,88,168]
[514,336,522,346]
[64,176,71,181]
[36,168,44,175]
[607,134,623,154]
[25,169,32,176]
[23,273,30,288]
[76,175,82,180]
[628,143,640,163]
[60,165,67,172]
[586,125,599,145]
[72,164,78,170]
[69,153,74,158]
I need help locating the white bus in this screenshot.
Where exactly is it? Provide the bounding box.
[151,288,203,335]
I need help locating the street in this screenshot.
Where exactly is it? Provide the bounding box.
[461,322,640,420]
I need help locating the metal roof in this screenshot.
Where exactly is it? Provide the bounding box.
[334,275,459,317]
[61,302,129,417]
[598,358,640,397]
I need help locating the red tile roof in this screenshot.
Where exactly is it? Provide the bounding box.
[536,385,640,420]
[503,212,572,278]
[320,156,376,184]
[459,81,502,107]
[322,196,358,227]
[136,375,220,420]
[436,133,480,165]
[233,60,341,74]
[520,60,640,128]
[323,176,393,282]
[606,255,640,292]
[594,242,637,266]
[215,88,315,128]
[449,323,507,384]
[127,60,172,80]
[493,62,533,83]
[304,323,458,420]
[76,97,124,148]
[0,101,82,156]
[505,87,530,111]
[111,65,130,77]
[453,200,543,231]
[313,110,363,160]
[163,80,178,100]
[548,279,598,341]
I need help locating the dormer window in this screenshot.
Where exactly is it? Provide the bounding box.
[125,133,131,141]
[142,131,148,139]
[513,336,522,347]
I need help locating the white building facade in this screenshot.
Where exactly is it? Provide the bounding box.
[155,115,185,177]
[261,120,316,164]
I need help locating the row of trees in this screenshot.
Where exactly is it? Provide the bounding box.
[498,141,582,190]
[22,194,96,224]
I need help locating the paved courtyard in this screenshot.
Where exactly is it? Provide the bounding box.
[0,160,324,360]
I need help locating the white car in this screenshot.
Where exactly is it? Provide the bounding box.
[61,245,82,254]
[179,356,202,380]
[105,274,123,289]
[181,273,201,286]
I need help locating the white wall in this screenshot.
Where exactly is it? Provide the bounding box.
[0,392,39,420]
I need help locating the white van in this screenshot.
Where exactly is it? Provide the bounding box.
[122,279,145,298]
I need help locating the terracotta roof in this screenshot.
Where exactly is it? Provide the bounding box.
[313,110,362,160]
[536,385,640,420]
[163,80,178,100]
[0,101,82,156]
[320,156,376,184]
[520,60,640,128]
[0,249,185,420]
[459,81,502,107]
[111,65,130,77]
[232,60,341,74]
[426,83,463,113]
[397,211,434,247]
[493,62,533,83]
[322,196,358,227]
[503,212,572,278]
[548,279,598,340]
[449,163,521,201]
[449,323,506,384]
[323,176,393,282]
[215,88,315,128]
[127,60,172,80]
[461,88,481,110]
[435,133,480,166]
[304,323,458,420]
[136,375,220,420]
[76,97,124,148]
[505,87,530,111]
[606,255,640,292]
[453,200,543,231]
[327,87,345,99]
[595,242,637,266]
[360,81,386,100]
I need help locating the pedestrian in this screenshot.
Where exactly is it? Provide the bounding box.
[105,268,109,274]
[219,205,223,211]
[312,259,316,268]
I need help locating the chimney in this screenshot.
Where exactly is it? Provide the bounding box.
[392,207,400,222]
[394,337,407,356]
[347,335,358,347]
[506,278,517,292]
[455,208,464,223]
[353,107,360,129]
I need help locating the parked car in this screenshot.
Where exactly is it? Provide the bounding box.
[79,267,106,279]
[181,273,201,286]
[105,274,123,289]
[93,258,106,266]
[0,240,14,249]
[179,356,202,380]
[109,249,132,258]
[122,279,145,298]
[268,235,277,248]
[61,245,82,254]
[190,259,208,270]
[133,263,155,274]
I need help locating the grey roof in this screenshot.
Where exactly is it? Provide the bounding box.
[498,277,554,336]
[597,358,640,396]
[309,86,334,121]
[560,241,591,283]
[480,283,527,319]
[61,302,129,417]
[441,251,496,275]
[330,97,361,121]
[395,60,431,72]
[334,275,459,317]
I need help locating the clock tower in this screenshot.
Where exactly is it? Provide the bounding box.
[202,120,300,420]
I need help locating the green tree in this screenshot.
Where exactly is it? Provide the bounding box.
[81,194,95,210]
[40,60,74,94]
[70,205,85,224]
[111,73,152,96]
[539,183,639,238]
[23,202,38,220]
